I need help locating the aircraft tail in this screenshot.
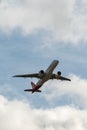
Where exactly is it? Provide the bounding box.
[24,82,41,93]
[31,81,36,89]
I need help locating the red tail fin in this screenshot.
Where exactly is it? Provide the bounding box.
[31,82,36,89]
[31,82,41,93]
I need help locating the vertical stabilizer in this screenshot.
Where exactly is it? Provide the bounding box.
[31,82,36,89]
[30,82,41,93]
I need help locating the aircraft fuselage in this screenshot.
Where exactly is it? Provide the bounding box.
[32,60,59,92]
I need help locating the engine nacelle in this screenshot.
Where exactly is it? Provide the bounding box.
[57,71,61,76]
[38,70,45,78]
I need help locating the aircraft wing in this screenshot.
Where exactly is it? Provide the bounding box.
[50,74,71,81]
[13,73,39,78]
[58,76,71,81]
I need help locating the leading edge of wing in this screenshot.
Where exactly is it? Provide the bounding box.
[13,73,39,78]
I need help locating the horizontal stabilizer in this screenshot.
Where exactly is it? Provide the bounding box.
[24,89,41,92]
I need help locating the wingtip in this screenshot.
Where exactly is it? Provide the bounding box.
[12,75,17,78]
[69,79,71,81]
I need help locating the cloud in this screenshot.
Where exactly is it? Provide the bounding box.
[0,95,87,130]
[43,74,87,108]
[0,0,87,44]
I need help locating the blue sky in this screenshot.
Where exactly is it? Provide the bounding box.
[0,0,87,130]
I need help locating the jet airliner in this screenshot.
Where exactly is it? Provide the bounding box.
[13,60,71,93]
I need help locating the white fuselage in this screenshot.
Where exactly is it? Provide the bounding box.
[36,60,59,87]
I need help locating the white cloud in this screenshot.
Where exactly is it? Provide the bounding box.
[0,84,12,94]
[0,0,87,44]
[43,74,87,107]
[0,74,87,129]
[0,95,87,130]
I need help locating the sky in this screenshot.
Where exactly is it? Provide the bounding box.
[0,0,87,130]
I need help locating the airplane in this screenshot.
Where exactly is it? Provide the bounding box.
[13,60,71,93]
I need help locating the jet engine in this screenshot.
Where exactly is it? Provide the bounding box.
[57,71,61,76]
[38,70,45,78]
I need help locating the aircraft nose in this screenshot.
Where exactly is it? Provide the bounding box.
[54,60,59,65]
